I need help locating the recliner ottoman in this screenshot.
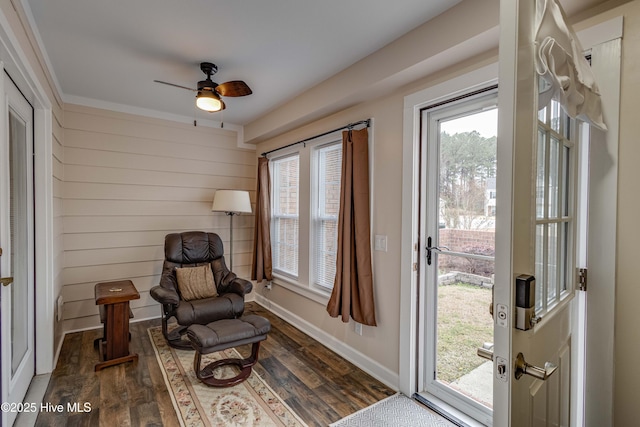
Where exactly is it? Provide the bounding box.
[186,314,271,387]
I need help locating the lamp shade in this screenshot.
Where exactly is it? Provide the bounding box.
[211,190,252,214]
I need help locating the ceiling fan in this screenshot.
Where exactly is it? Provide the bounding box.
[154,62,252,113]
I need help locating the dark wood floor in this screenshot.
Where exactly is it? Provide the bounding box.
[36,302,395,426]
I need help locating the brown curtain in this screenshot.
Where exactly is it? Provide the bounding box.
[327,128,376,326]
[251,156,273,282]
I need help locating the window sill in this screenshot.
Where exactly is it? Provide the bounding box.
[272,273,331,305]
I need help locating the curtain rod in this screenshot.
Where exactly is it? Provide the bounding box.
[261,119,370,157]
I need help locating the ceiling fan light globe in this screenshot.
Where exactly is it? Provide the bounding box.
[196,91,223,112]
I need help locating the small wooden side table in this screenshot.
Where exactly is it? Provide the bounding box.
[94,279,140,371]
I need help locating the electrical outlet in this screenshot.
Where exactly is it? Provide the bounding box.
[354,322,363,335]
[265,282,272,291]
[57,295,64,321]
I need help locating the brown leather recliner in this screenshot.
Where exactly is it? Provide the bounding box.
[150,231,252,349]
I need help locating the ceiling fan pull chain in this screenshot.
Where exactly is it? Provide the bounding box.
[193,101,197,126]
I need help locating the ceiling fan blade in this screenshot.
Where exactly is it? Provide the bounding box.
[153,80,197,92]
[215,80,252,97]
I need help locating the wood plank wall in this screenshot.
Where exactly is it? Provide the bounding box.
[60,104,257,331]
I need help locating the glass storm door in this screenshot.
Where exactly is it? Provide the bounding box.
[1,74,35,427]
[419,89,498,425]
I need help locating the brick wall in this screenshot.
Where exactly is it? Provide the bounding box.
[439,228,495,253]
[438,228,495,279]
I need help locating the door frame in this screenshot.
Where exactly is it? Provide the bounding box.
[400,62,499,398]
[575,18,623,427]
[0,6,56,379]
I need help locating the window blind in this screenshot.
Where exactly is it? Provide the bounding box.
[271,155,300,277]
[314,143,342,289]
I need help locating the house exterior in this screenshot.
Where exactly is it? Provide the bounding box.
[486,177,497,217]
[1,0,639,425]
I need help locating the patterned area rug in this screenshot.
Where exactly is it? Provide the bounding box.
[148,326,307,427]
[329,393,455,427]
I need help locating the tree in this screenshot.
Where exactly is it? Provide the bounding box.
[439,130,496,229]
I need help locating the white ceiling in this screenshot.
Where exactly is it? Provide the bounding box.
[24,0,607,127]
[24,0,464,125]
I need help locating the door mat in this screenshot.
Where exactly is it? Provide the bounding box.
[329,393,455,427]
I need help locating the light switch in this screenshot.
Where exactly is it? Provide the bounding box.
[374,235,387,252]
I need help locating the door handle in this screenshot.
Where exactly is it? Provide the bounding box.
[489,286,494,318]
[426,236,450,266]
[0,247,10,285]
[477,342,494,361]
[514,352,557,381]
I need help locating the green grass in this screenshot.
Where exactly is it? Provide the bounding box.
[436,282,493,383]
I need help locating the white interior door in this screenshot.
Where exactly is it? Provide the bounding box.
[0,72,35,427]
[493,0,598,425]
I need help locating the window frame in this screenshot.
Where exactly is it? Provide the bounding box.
[534,97,578,316]
[267,128,371,303]
[270,152,301,280]
[311,140,343,291]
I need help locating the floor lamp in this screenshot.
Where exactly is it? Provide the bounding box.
[211,190,252,271]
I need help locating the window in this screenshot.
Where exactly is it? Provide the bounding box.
[313,142,342,290]
[535,97,576,314]
[269,130,359,300]
[271,155,299,277]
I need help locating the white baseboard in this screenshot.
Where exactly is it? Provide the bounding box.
[254,293,399,391]
[244,289,256,302]
[52,331,65,373]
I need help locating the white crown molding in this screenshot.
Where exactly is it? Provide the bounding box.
[64,94,255,150]
[64,93,227,128]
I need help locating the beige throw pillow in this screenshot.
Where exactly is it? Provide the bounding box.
[175,264,217,301]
